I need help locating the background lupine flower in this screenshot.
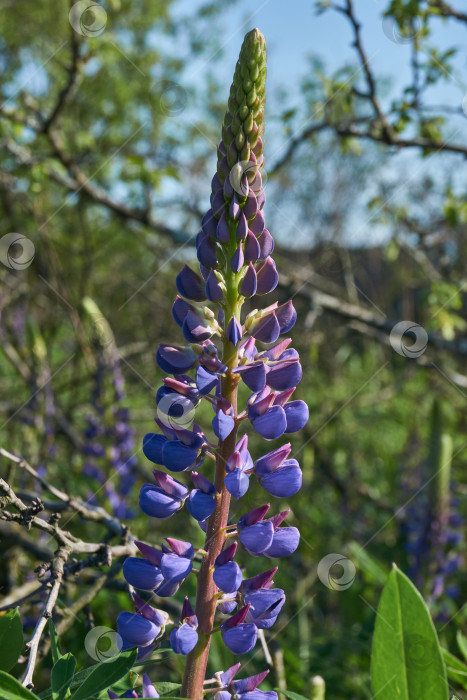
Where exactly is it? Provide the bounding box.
[116,29,307,699]
[108,674,159,698]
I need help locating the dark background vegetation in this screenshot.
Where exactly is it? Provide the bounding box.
[0,1,466,698]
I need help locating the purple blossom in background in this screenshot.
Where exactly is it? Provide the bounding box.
[116,29,307,700]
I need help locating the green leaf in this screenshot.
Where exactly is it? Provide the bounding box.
[70,649,137,700]
[0,671,38,700]
[274,691,309,700]
[51,653,76,700]
[49,620,62,665]
[457,631,467,663]
[154,683,181,696]
[371,564,448,700]
[0,608,24,672]
[441,648,467,690]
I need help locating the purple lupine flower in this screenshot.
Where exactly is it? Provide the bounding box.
[214,542,243,593]
[187,471,217,521]
[117,30,306,697]
[117,594,168,652]
[221,605,258,654]
[170,597,198,655]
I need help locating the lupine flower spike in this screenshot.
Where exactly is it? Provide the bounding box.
[116,28,307,700]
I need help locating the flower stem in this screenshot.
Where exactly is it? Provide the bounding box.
[181,325,240,700]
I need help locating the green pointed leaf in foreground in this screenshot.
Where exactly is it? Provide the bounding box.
[48,620,62,665]
[0,671,38,700]
[457,631,467,663]
[441,648,467,690]
[371,564,448,700]
[153,682,181,696]
[274,690,309,700]
[51,653,76,700]
[70,649,137,700]
[0,608,24,672]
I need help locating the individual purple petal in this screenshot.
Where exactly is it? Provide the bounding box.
[182,311,212,343]
[132,593,168,627]
[212,410,235,440]
[162,440,198,472]
[255,444,291,476]
[249,210,265,236]
[117,612,159,648]
[284,400,309,433]
[276,301,297,333]
[123,558,163,590]
[154,579,180,598]
[238,504,270,527]
[267,360,302,391]
[139,483,184,519]
[197,232,219,269]
[135,541,163,566]
[222,624,257,654]
[156,345,197,374]
[240,263,257,297]
[170,623,198,655]
[206,270,224,302]
[229,193,241,220]
[196,365,218,395]
[176,265,207,302]
[247,390,275,419]
[239,521,274,555]
[142,674,160,698]
[262,338,292,361]
[240,337,257,362]
[217,212,230,242]
[244,190,258,219]
[264,527,300,558]
[166,538,194,558]
[142,433,167,465]
[202,210,217,238]
[259,461,302,498]
[245,588,285,629]
[226,316,243,346]
[160,553,193,583]
[187,489,216,521]
[211,188,225,217]
[233,670,270,695]
[244,231,261,263]
[225,469,250,499]
[236,212,248,240]
[215,542,238,566]
[231,242,244,273]
[213,561,243,593]
[256,258,279,295]
[250,313,280,343]
[252,405,287,440]
[219,663,241,686]
[191,471,216,494]
[273,387,296,407]
[258,229,274,259]
[172,296,192,327]
[240,362,267,392]
[242,567,277,594]
[218,600,237,615]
